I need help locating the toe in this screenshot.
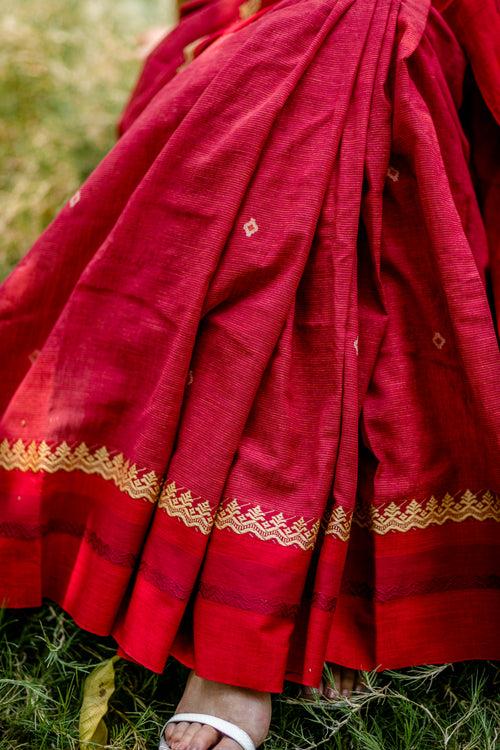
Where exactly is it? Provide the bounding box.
[169,722,191,748]
[322,666,338,700]
[186,724,220,750]
[340,668,356,697]
[176,723,202,750]
[318,678,328,698]
[165,723,177,741]
[324,683,340,700]
[326,666,342,699]
[300,684,322,701]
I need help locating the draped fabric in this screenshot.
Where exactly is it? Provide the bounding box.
[0,0,499,693]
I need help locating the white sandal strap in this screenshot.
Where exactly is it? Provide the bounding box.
[161,712,256,750]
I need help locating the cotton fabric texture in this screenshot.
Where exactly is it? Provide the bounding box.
[0,0,499,693]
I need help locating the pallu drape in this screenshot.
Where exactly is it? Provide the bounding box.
[0,0,499,693]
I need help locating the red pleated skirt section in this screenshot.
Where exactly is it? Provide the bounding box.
[0,0,499,692]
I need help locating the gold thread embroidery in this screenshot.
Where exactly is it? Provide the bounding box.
[0,438,160,502]
[324,505,352,542]
[239,0,262,20]
[1,439,498,547]
[158,480,214,534]
[350,489,500,536]
[176,35,210,73]
[215,499,320,551]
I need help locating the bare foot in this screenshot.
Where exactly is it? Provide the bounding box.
[300,663,367,700]
[164,671,272,750]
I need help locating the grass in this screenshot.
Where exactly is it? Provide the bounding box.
[0,605,498,749]
[0,1,499,748]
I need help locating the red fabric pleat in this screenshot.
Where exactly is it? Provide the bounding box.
[0,0,499,692]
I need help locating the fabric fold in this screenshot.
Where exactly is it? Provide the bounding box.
[0,0,499,692]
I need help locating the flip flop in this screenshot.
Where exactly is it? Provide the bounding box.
[159,712,256,750]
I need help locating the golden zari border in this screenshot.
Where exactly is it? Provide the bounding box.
[353,490,500,535]
[324,505,352,541]
[159,480,214,535]
[0,438,319,550]
[1,439,499,549]
[0,438,160,501]
[215,499,320,550]
[159,482,319,550]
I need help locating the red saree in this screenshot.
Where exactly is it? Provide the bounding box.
[0,0,499,693]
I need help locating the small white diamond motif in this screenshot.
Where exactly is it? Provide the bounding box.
[69,190,81,208]
[243,217,259,237]
[387,166,400,182]
[28,349,41,364]
[432,331,446,349]
[353,337,359,355]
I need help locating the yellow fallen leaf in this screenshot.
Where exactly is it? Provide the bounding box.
[79,655,120,749]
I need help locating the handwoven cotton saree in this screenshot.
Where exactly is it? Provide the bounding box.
[0,0,499,693]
